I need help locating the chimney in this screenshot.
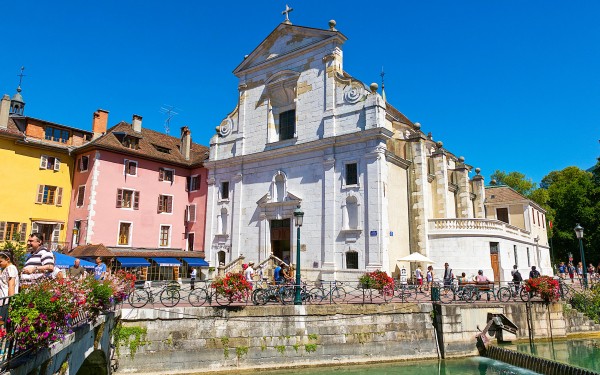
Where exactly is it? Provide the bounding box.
[180,126,191,160]
[132,114,142,133]
[0,95,10,129]
[92,109,109,139]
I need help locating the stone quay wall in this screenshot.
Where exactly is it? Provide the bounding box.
[117,302,600,374]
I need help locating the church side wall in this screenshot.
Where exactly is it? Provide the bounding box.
[386,161,411,278]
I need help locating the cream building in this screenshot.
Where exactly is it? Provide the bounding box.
[204,17,551,282]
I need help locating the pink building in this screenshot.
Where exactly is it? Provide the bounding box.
[66,110,208,263]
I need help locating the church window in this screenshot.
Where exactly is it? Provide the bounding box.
[496,208,509,224]
[346,251,359,269]
[345,163,358,186]
[278,110,296,141]
[514,245,519,267]
[217,251,226,266]
[221,181,230,200]
[526,247,531,267]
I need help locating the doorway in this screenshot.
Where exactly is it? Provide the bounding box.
[490,242,500,281]
[187,233,195,251]
[270,219,290,263]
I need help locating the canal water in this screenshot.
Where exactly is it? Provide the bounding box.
[259,338,600,374]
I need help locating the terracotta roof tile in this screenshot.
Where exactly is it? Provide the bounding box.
[69,244,114,258]
[69,244,206,259]
[485,186,529,204]
[78,122,208,167]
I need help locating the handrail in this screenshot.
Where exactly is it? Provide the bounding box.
[217,254,245,276]
[428,218,530,237]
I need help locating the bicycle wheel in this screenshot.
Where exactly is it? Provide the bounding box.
[331,287,347,304]
[214,291,232,306]
[308,288,325,303]
[382,286,395,303]
[280,285,295,305]
[519,288,531,302]
[496,287,512,302]
[439,287,455,304]
[160,288,181,307]
[128,289,149,308]
[251,288,264,305]
[188,288,209,307]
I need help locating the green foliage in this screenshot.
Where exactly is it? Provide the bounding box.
[304,343,317,353]
[491,170,537,197]
[235,346,248,359]
[0,241,27,268]
[292,343,300,352]
[113,322,148,359]
[275,345,286,355]
[307,333,318,341]
[570,283,600,324]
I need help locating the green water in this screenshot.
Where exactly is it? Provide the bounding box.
[502,338,600,373]
[262,357,539,374]
[259,338,600,374]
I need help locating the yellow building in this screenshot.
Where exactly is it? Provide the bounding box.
[0,90,92,250]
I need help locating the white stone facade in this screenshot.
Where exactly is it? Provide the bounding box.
[204,21,551,282]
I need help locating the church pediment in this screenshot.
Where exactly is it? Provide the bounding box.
[234,23,346,75]
[256,190,302,207]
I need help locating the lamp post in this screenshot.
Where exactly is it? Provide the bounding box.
[574,223,587,289]
[293,205,304,305]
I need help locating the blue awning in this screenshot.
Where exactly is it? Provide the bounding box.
[116,257,151,267]
[53,252,95,269]
[182,258,210,267]
[151,257,181,267]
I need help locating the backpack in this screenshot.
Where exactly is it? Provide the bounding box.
[513,270,523,282]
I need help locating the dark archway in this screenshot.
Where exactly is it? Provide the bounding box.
[77,349,109,375]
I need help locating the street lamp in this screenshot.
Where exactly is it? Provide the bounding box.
[293,205,304,305]
[574,223,587,289]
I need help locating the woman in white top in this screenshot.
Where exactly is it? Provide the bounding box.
[0,252,19,297]
[244,262,255,283]
[415,265,423,292]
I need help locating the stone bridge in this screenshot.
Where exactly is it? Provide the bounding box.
[6,311,119,375]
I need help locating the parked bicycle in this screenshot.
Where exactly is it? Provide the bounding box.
[128,280,181,308]
[309,280,347,304]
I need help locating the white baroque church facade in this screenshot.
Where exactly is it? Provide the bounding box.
[204,19,552,282]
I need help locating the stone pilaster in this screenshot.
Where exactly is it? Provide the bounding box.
[229,172,243,259]
[365,143,386,270]
[471,168,486,218]
[431,142,448,218]
[408,132,430,256]
[455,159,473,218]
[321,154,336,269]
[205,175,217,264]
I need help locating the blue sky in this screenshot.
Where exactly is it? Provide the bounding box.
[2,1,598,184]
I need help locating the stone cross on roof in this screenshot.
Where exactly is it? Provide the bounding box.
[282,4,293,25]
[17,66,26,88]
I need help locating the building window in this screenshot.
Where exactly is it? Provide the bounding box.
[154,144,171,154]
[78,155,89,172]
[279,109,295,141]
[489,242,499,254]
[36,185,63,206]
[186,204,197,222]
[76,185,86,207]
[159,225,171,247]
[40,155,60,171]
[187,175,200,192]
[496,208,509,224]
[116,189,139,209]
[221,181,230,200]
[159,168,174,182]
[44,126,69,143]
[123,136,139,150]
[4,222,20,241]
[345,163,358,186]
[532,208,536,224]
[124,160,138,176]
[514,245,518,267]
[157,195,173,213]
[527,247,531,267]
[346,252,359,269]
[118,222,132,246]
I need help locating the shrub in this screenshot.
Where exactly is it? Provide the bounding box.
[570,283,600,323]
[358,270,394,292]
[524,275,559,302]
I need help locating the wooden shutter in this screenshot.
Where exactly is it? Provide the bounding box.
[56,187,63,206]
[167,196,173,213]
[20,223,27,242]
[0,222,5,241]
[189,204,196,222]
[77,157,81,171]
[36,185,44,204]
[131,162,137,175]
[157,195,163,213]
[124,160,128,175]
[31,222,39,235]
[133,191,140,210]
[116,189,123,208]
[54,158,61,171]
[40,155,48,169]
[52,225,60,244]
[185,176,190,192]
[158,168,164,181]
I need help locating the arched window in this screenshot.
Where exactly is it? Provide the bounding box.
[275,174,285,202]
[217,251,226,266]
[346,196,359,229]
[346,251,359,269]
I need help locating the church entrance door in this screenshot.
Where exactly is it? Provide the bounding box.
[270,219,291,264]
[490,253,500,281]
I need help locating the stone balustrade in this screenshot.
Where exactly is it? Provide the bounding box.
[429,218,530,238]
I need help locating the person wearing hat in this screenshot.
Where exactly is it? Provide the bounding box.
[244,262,255,283]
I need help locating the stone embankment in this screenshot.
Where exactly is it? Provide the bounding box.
[116,302,600,374]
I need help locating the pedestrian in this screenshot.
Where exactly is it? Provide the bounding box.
[475,270,490,284]
[557,262,567,279]
[0,252,19,297]
[21,233,55,285]
[512,268,523,294]
[426,265,434,292]
[529,266,540,279]
[67,259,86,280]
[94,257,107,280]
[576,262,583,281]
[190,267,197,290]
[244,262,255,283]
[415,264,423,292]
[568,262,575,283]
[274,262,284,285]
[443,263,454,288]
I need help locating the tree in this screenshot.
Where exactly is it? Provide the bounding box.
[490,170,537,197]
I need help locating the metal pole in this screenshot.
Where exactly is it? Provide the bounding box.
[294,225,302,305]
[579,238,588,289]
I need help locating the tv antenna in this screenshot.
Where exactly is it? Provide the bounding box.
[159,105,179,134]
